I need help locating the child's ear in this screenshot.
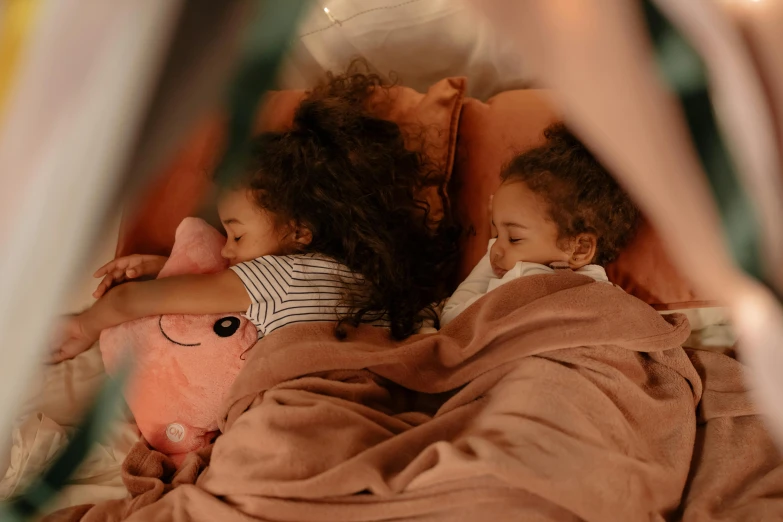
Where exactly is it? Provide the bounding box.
[293,224,313,246]
[568,233,597,269]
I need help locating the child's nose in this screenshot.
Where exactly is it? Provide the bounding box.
[490,243,503,262]
[220,243,234,261]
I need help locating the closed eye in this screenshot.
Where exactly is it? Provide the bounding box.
[234,236,243,242]
[509,238,523,244]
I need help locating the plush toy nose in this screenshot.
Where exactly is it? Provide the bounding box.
[213,316,241,337]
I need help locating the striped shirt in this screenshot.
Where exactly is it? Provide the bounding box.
[229,254,365,338]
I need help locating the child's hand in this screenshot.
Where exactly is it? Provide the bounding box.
[489,195,498,238]
[93,255,168,299]
[48,314,98,364]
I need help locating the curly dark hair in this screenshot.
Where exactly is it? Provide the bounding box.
[233,68,459,339]
[501,123,639,266]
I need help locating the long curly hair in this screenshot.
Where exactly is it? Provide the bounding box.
[502,123,639,266]
[234,67,459,339]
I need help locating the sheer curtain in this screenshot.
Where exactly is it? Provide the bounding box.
[277,0,532,100]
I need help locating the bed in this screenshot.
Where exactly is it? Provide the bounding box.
[4,1,776,519]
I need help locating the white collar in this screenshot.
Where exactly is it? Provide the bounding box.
[501,261,609,283]
[487,238,609,283]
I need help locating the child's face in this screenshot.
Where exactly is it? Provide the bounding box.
[217,189,292,265]
[489,181,571,277]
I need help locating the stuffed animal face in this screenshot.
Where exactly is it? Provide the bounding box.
[100,218,257,459]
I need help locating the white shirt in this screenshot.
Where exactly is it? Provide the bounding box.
[440,239,611,326]
[230,254,362,338]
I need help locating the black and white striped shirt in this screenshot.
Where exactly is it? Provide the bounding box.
[229,254,366,338]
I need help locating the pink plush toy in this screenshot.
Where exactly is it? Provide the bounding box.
[100,217,257,462]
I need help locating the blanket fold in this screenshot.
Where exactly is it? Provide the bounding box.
[679,349,783,521]
[45,272,781,522]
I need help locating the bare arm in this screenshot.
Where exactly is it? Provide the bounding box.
[103,270,249,320]
[92,254,169,298]
[50,270,250,362]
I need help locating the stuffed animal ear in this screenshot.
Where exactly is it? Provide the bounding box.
[157,217,228,278]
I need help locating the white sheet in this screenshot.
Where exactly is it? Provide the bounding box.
[2,346,139,512]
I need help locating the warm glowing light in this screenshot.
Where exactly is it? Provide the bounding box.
[323,6,338,24]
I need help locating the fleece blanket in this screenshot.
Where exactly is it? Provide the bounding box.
[44,272,783,521]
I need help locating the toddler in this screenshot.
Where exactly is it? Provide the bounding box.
[51,70,457,362]
[441,123,639,325]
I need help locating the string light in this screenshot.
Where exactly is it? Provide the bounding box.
[323,6,338,24]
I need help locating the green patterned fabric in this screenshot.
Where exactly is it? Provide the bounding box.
[214,0,310,188]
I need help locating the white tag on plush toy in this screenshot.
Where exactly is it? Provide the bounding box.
[166,423,185,443]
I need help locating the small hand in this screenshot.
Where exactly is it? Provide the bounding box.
[489,194,498,238]
[48,314,98,364]
[93,254,168,299]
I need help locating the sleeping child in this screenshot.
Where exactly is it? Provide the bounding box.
[441,123,639,325]
[50,70,457,362]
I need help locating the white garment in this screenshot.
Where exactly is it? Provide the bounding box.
[230,253,362,338]
[441,239,611,326]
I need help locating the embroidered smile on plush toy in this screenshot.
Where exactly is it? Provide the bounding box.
[99,218,257,461]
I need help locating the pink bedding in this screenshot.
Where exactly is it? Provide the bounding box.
[46,272,783,521]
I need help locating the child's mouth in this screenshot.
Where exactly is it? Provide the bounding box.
[491,263,507,278]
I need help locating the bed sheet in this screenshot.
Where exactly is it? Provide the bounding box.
[1,345,139,513]
[665,307,736,353]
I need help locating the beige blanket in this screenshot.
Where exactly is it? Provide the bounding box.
[45,272,783,521]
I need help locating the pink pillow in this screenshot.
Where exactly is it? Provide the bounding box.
[100,218,257,462]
